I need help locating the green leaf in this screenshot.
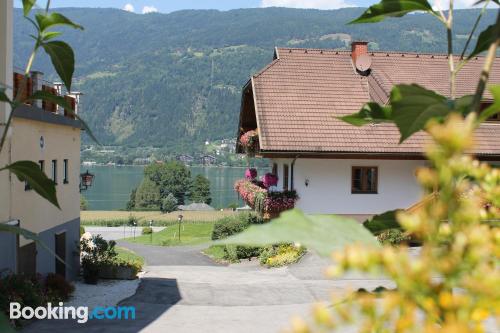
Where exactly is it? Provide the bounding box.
[467,23,500,60]
[41,41,75,92]
[41,31,62,41]
[75,113,101,145]
[218,209,379,257]
[0,87,10,103]
[0,224,67,268]
[349,0,434,24]
[390,84,450,142]
[479,85,500,122]
[1,161,60,209]
[339,102,393,126]
[22,0,36,16]
[35,12,84,32]
[30,90,73,109]
[362,210,402,235]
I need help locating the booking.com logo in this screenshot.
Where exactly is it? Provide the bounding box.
[10,302,136,323]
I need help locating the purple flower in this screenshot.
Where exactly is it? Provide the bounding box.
[245,168,258,180]
[261,173,278,188]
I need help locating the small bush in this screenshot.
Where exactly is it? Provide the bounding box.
[377,228,411,245]
[128,215,138,226]
[142,227,153,235]
[44,273,75,302]
[80,225,85,237]
[210,213,266,262]
[0,273,75,327]
[259,243,306,267]
[80,235,118,284]
[211,213,262,240]
[223,245,262,262]
[212,216,249,240]
[363,210,402,234]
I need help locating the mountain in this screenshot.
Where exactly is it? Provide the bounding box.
[13,7,497,152]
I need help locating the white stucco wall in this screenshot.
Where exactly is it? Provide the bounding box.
[11,118,81,246]
[273,158,426,216]
[0,0,13,222]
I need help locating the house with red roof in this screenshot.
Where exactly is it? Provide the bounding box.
[235,41,500,221]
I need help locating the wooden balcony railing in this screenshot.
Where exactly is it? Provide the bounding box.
[13,71,77,119]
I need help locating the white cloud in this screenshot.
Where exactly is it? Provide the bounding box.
[142,5,158,14]
[123,3,134,12]
[260,0,354,9]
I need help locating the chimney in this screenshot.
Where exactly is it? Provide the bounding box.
[30,71,43,108]
[351,41,368,65]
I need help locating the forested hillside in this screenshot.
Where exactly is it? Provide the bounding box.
[13,7,496,152]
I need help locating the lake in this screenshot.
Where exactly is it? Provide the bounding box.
[80,165,268,211]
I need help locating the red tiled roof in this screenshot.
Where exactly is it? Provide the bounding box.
[246,48,500,157]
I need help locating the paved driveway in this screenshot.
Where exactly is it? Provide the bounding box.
[23,242,396,333]
[22,244,498,333]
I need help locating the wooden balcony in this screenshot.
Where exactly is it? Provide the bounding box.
[12,71,77,119]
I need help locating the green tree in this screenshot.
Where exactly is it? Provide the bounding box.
[160,193,178,213]
[126,187,136,211]
[80,195,89,211]
[189,174,212,204]
[144,161,191,204]
[134,178,161,209]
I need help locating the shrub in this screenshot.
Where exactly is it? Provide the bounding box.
[80,235,118,284]
[142,226,153,235]
[376,228,411,246]
[259,243,306,267]
[0,274,75,326]
[44,273,75,302]
[80,196,89,211]
[79,225,85,237]
[362,210,402,235]
[211,215,250,240]
[160,193,178,213]
[211,213,265,261]
[128,215,138,226]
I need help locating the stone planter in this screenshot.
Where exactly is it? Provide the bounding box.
[99,265,137,280]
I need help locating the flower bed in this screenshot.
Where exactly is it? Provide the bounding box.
[234,179,298,218]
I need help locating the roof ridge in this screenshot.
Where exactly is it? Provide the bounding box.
[275,47,492,59]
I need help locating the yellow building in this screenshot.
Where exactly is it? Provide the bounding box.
[0,0,82,279]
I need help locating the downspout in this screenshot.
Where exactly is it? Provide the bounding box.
[290,155,300,191]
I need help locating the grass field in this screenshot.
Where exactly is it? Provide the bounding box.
[81,210,237,226]
[121,222,216,246]
[115,246,145,267]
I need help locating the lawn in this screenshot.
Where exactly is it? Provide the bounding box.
[115,246,145,267]
[121,222,215,246]
[81,210,237,226]
[203,245,227,262]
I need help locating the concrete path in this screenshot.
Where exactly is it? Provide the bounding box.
[82,226,166,241]
[116,241,218,266]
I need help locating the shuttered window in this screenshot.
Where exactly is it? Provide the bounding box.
[352,166,378,194]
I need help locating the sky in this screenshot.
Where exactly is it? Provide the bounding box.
[14,0,478,13]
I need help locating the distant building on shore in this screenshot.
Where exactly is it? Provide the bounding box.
[176,154,194,164]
